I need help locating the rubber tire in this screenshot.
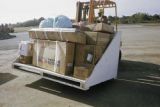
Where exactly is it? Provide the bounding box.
[12,64,19,69]
[119,50,122,62]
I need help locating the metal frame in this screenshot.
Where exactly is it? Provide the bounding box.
[76,0,118,31]
[13,32,121,90]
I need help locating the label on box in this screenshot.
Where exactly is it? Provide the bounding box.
[87,53,93,63]
[19,41,33,56]
[67,63,73,67]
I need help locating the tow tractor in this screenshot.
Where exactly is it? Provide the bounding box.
[13,0,121,90]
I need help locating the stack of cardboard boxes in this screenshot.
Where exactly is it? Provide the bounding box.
[73,23,114,80]
[19,23,114,80]
[29,28,86,76]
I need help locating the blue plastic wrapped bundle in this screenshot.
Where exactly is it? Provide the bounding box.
[39,18,54,28]
[53,15,72,28]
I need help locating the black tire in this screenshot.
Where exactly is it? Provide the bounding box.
[118,50,122,72]
[12,64,19,69]
[119,50,122,62]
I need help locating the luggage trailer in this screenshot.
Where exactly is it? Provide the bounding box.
[13,32,121,90]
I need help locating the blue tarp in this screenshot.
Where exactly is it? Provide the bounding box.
[39,18,53,28]
[39,15,72,28]
[53,15,72,28]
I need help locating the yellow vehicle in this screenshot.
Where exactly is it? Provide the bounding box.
[76,0,118,31]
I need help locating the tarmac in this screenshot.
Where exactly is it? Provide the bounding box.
[0,24,160,107]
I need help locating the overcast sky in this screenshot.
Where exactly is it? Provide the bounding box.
[0,0,160,24]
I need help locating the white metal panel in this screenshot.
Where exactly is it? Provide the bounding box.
[85,32,121,88]
[30,28,77,32]
[13,63,41,74]
[42,77,88,90]
[13,62,85,84]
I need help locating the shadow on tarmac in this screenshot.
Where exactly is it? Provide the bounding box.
[0,73,17,85]
[26,60,160,107]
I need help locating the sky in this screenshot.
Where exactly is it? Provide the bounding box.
[0,0,160,24]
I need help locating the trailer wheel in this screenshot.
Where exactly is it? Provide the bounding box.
[119,50,122,61]
[118,50,122,73]
[12,64,19,69]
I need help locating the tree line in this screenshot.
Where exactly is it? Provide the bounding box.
[108,13,160,24]
[11,13,160,28]
[13,17,44,27]
[0,24,14,33]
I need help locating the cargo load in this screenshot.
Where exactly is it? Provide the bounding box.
[86,23,114,33]
[19,41,33,64]
[53,15,72,28]
[18,23,114,79]
[32,40,75,75]
[84,31,113,45]
[74,42,108,79]
[75,44,106,65]
[19,56,32,64]
[73,64,94,80]
[39,18,53,28]
[29,28,86,44]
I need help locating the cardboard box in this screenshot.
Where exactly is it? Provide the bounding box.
[86,23,114,33]
[31,31,48,40]
[29,28,86,44]
[75,45,106,65]
[19,55,32,64]
[19,41,33,56]
[73,65,94,80]
[84,31,112,45]
[32,40,75,75]
[72,24,90,31]
[94,46,106,64]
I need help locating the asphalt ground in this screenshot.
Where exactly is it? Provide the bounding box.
[0,25,160,107]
